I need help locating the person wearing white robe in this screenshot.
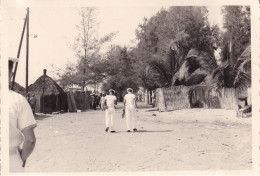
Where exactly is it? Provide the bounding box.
[124,88,138,132]
[104,89,117,133]
[9,57,37,173]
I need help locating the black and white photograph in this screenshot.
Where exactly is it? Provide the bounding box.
[2,0,260,175]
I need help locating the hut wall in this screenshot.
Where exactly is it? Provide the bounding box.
[66,91,77,112]
[66,91,91,111]
[85,92,91,109]
[218,88,238,111]
[157,86,238,111]
[35,94,41,113]
[34,92,68,113]
[73,91,91,110]
[160,86,190,110]
[189,86,221,109]
[155,88,167,111]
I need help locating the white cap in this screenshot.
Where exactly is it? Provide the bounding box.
[8,57,19,63]
[109,89,114,92]
[127,88,133,92]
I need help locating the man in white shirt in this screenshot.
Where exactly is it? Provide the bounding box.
[9,57,37,172]
[124,88,138,132]
[104,89,117,133]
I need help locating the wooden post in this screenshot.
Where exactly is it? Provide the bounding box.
[158,88,166,112]
[26,7,29,93]
[11,12,28,90]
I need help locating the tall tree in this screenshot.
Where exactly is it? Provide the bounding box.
[133,6,220,89]
[101,46,138,99]
[212,6,251,90]
[221,6,250,66]
[57,7,115,90]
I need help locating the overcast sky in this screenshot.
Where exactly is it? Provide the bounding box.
[5,1,224,87]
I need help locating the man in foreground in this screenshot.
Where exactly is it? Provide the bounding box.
[9,57,37,172]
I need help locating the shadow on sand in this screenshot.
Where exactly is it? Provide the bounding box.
[108,130,173,133]
[135,130,173,133]
[35,114,52,120]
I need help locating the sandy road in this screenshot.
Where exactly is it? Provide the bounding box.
[25,103,252,173]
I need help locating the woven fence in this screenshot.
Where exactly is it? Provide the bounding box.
[156,86,239,111]
[158,86,190,111]
[73,91,91,110]
[217,88,238,110]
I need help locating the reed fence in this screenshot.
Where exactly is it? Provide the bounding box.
[155,86,239,111]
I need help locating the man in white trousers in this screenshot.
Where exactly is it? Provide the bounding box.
[124,88,138,132]
[104,89,117,133]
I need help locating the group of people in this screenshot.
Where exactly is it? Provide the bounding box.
[104,88,138,133]
[89,93,106,110]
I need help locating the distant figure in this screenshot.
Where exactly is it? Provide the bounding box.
[96,94,101,109]
[104,89,117,133]
[151,90,156,108]
[100,93,106,111]
[124,88,138,132]
[9,57,37,172]
[28,93,37,116]
[92,93,97,110]
[89,93,93,109]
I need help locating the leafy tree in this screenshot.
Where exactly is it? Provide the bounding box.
[52,62,78,89]
[57,7,116,90]
[213,6,251,90]
[133,6,220,89]
[101,46,138,99]
[221,6,250,65]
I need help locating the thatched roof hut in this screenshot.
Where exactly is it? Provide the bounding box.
[28,69,68,114]
[29,69,64,95]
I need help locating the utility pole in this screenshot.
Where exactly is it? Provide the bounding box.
[26,7,29,93]
[11,12,28,90]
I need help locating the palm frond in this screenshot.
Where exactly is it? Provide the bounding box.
[234,71,251,90]
[197,51,218,73]
[147,59,172,85]
[233,45,251,90]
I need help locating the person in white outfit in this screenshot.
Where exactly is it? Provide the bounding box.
[104,89,117,133]
[9,57,37,173]
[124,88,138,132]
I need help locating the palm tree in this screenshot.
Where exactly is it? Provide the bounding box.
[171,48,218,86]
[212,44,251,91]
[233,45,251,90]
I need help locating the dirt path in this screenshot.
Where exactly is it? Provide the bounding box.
[25,103,252,172]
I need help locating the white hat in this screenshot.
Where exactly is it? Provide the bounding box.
[127,88,133,92]
[8,57,19,63]
[109,89,114,92]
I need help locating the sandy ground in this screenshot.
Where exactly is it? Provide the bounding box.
[24,102,252,173]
